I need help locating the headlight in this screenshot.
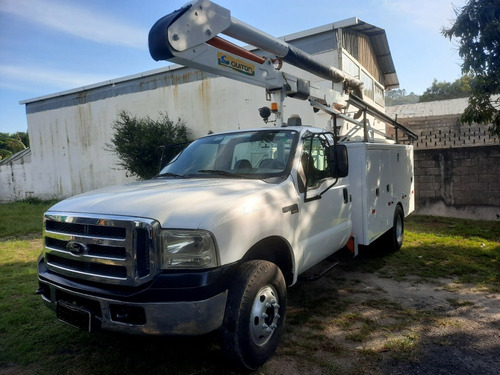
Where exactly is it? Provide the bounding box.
[160,230,219,269]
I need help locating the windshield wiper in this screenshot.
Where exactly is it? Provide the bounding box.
[156,172,186,178]
[198,169,246,178]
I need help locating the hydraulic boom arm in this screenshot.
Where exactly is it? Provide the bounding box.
[148,0,364,125]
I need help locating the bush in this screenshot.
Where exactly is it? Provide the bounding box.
[107,111,191,180]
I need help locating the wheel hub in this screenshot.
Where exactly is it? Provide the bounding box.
[249,285,280,346]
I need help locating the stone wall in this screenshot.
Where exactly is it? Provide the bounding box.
[390,114,498,150]
[387,99,500,221]
[414,146,500,220]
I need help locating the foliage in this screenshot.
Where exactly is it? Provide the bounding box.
[0,132,29,160]
[107,111,191,180]
[385,89,419,106]
[419,76,473,102]
[386,76,475,107]
[442,0,500,136]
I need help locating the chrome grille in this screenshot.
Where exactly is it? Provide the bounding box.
[43,213,160,286]
[45,220,127,239]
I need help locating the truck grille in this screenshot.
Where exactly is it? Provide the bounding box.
[43,213,160,286]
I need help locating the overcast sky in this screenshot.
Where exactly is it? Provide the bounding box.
[0,0,466,134]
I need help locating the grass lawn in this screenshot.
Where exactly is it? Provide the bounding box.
[0,200,499,374]
[352,215,500,291]
[0,198,58,238]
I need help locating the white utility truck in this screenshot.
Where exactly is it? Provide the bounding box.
[37,0,416,369]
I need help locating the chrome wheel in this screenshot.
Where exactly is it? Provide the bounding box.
[249,285,281,346]
[222,260,287,370]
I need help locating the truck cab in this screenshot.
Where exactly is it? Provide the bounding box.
[37,124,359,368]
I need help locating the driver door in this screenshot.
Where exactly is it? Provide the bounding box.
[297,133,352,272]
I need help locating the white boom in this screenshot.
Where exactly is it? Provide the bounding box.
[148,0,418,141]
[148,0,364,126]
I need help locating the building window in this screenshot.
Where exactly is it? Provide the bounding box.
[374,84,384,106]
[361,70,374,101]
[342,51,360,79]
[342,49,384,106]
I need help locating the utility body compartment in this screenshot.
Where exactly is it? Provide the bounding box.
[346,142,415,245]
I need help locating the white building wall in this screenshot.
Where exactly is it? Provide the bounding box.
[26,50,346,200]
[0,149,33,202]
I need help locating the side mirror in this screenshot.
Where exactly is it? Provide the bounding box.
[329,145,348,178]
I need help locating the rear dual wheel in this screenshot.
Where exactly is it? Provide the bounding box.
[383,204,405,252]
[221,260,287,370]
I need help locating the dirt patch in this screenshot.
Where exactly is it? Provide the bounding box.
[262,266,500,375]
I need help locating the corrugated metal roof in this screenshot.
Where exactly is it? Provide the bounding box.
[0,147,31,166]
[385,97,470,118]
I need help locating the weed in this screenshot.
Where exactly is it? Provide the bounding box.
[384,332,420,354]
[446,298,475,307]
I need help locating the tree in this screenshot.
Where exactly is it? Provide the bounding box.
[419,76,473,102]
[0,132,28,160]
[442,0,500,136]
[385,89,419,106]
[107,111,191,180]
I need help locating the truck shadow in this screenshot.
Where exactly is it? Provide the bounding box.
[80,245,392,374]
[73,330,241,374]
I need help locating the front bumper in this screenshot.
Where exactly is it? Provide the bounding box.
[37,259,232,335]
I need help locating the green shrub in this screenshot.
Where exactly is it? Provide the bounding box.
[107,111,191,180]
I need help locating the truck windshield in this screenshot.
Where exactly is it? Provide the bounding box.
[158,129,299,179]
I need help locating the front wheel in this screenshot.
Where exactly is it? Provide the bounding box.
[221,260,287,370]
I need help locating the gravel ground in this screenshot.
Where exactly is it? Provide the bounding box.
[264,267,500,375]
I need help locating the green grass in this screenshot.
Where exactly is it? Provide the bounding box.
[0,198,58,238]
[351,215,500,291]
[0,203,499,374]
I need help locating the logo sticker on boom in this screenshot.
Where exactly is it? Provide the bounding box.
[217,52,255,76]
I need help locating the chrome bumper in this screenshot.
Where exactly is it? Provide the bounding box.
[40,280,227,335]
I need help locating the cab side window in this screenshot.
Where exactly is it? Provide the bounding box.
[302,136,331,188]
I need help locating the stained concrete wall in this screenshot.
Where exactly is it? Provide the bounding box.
[24,67,335,200]
[10,17,399,202]
[0,148,33,202]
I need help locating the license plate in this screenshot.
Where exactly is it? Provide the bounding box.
[57,301,92,332]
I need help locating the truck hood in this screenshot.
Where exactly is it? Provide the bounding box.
[48,178,290,229]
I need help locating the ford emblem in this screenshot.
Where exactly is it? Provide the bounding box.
[66,241,89,256]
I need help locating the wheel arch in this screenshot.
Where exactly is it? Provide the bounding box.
[241,236,294,286]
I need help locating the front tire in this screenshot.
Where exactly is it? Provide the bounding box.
[221,260,287,370]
